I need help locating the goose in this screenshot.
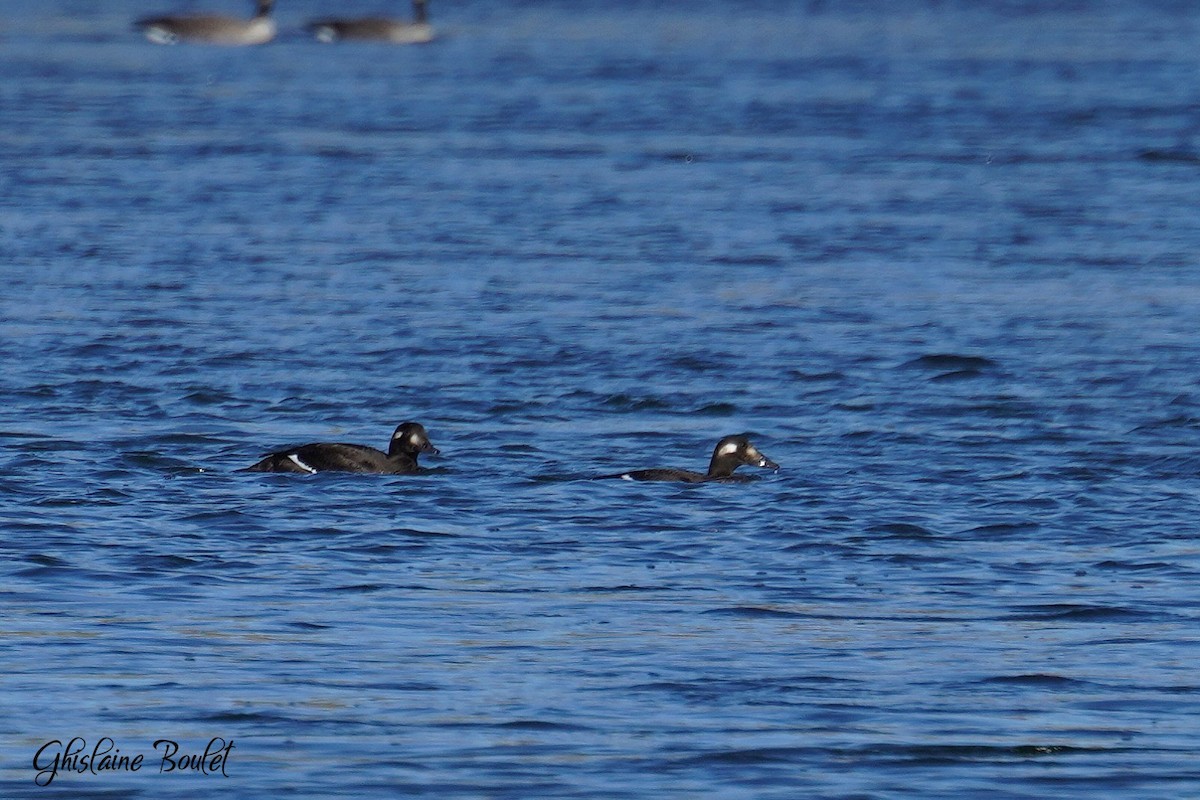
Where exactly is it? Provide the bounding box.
[135,0,276,45]
[307,0,434,44]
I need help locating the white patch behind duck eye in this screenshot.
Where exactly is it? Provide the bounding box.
[717,441,740,456]
[409,433,423,446]
[287,453,317,474]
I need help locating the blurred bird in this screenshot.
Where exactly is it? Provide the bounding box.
[135,0,276,45]
[307,0,434,44]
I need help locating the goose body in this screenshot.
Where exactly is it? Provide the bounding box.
[136,0,275,45]
[308,0,434,43]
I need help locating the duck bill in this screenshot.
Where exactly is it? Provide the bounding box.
[756,455,779,471]
[423,442,440,456]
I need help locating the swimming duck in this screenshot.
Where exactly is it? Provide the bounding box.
[307,0,434,44]
[135,0,276,45]
[244,422,438,474]
[598,434,779,483]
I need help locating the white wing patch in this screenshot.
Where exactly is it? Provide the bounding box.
[620,473,635,481]
[287,453,318,474]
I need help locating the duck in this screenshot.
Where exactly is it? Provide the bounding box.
[597,434,779,483]
[244,422,438,474]
[307,0,434,44]
[135,0,276,45]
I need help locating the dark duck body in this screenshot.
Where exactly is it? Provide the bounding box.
[245,422,438,474]
[599,434,779,483]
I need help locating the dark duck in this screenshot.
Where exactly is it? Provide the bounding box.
[244,422,438,474]
[599,434,779,483]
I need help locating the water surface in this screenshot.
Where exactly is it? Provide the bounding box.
[2,1,1200,797]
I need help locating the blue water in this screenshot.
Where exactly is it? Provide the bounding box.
[3,0,1200,797]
